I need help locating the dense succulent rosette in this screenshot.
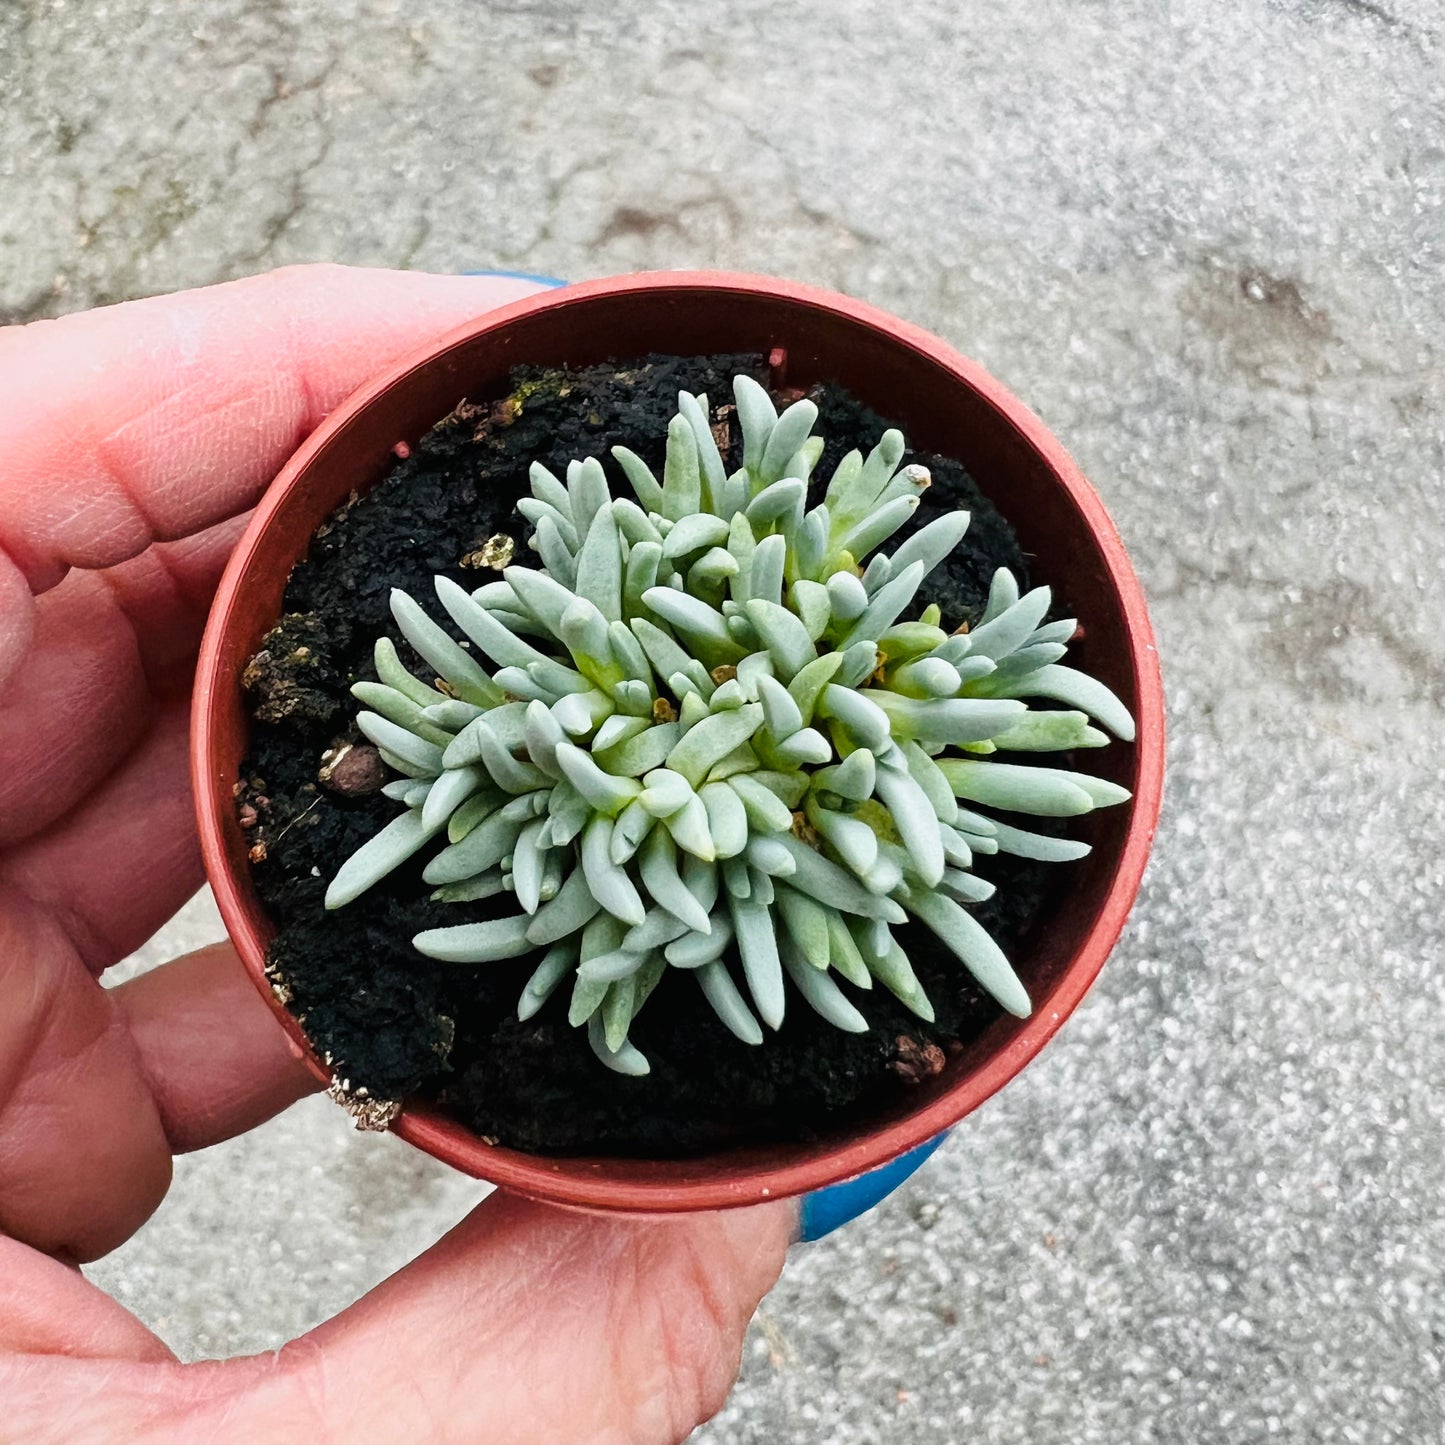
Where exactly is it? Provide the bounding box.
[325,376,1135,1074]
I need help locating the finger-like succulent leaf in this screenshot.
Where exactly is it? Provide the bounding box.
[326,810,442,910]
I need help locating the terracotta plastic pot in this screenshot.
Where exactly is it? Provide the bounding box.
[193,271,1165,1214]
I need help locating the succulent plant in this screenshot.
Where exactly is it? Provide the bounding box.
[324,375,1135,1074]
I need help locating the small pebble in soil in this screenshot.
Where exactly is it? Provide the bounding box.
[890,1036,948,1084]
[459,533,516,570]
[318,742,388,796]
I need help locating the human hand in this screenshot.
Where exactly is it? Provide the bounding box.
[0,266,792,1443]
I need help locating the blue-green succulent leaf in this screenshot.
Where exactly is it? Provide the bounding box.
[730,892,785,1029]
[904,887,1030,1017]
[414,913,534,963]
[326,809,443,910]
[780,937,868,1032]
[374,636,448,707]
[518,941,578,1019]
[696,960,764,1045]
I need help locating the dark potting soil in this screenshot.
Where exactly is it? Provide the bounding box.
[239,353,1060,1156]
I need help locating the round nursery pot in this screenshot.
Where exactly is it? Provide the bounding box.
[193,271,1165,1214]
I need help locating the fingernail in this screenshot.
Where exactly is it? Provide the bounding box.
[795,1132,951,1244]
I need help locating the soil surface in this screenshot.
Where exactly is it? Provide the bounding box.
[240,353,1056,1156]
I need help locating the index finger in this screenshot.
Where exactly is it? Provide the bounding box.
[0,265,549,683]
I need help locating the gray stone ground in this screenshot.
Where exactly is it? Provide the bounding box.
[4,0,1445,1440]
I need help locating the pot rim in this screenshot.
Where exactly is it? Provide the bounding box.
[192,270,1165,1212]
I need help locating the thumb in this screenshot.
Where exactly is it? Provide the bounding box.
[225,1193,793,1445]
[0,1193,793,1443]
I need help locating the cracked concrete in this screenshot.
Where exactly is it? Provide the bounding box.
[5,0,1445,1440]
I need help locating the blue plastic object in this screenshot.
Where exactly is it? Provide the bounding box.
[797,1132,951,1242]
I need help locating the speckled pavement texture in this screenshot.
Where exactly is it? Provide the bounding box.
[5,2,1444,1440]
